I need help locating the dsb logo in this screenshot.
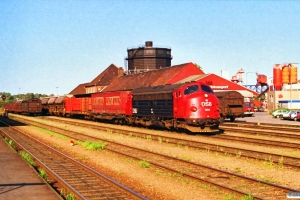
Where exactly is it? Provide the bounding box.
[201,102,212,107]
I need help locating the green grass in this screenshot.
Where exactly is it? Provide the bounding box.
[5,138,15,148]
[80,141,107,151]
[221,193,236,200]
[60,189,74,200]
[33,126,68,140]
[38,168,50,183]
[138,160,151,168]
[240,193,254,200]
[65,193,75,200]
[39,169,47,179]
[19,151,35,165]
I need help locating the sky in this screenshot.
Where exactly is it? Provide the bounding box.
[1,0,299,96]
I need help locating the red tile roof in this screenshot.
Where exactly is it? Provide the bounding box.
[69,64,123,95]
[103,62,204,92]
[89,64,121,86]
[69,83,89,95]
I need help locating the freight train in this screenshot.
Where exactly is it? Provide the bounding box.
[3,98,42,115]
[3,82,222,132]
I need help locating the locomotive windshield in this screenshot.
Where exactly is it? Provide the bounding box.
[245,102,254,107]
[201,84,214,94]
[184,85,199,95]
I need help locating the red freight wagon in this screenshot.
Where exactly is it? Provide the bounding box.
[81,98,92,114]
[14,102,22,113]
[8,101,22,113]
[65,98,82,114]
[65,97,91,116]
[91,91,132,120]
[4,102,21,113]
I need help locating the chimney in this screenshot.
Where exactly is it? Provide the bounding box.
[118,67,124,77]
[145,41,153,48]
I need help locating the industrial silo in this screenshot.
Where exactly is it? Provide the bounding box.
[273,64,282,91]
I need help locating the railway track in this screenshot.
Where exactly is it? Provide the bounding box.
[30,115,300,169]
[4,115,299,199]
[221,122,300,140]
[0,119,147,200]
[39,116,300,149]
[223,121,300,129]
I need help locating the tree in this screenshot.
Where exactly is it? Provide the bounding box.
[9,96,14,101]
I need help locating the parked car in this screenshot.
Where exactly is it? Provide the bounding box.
[296,112,300,121]
[281,110,294,120]
[272,109,288,118]
[291,111,300,121]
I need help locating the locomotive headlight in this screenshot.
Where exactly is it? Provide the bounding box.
[190,106,197,112]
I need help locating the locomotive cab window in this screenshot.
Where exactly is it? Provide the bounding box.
[201,84,214,94]
[184,85,199,96]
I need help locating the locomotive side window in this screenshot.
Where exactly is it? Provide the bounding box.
[201,85,214,94]
[184,85,199,96]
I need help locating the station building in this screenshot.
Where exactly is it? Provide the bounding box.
[70,62,258,98]
[69,41,300,112]
[70,41,258,99]
[268,84,300,110]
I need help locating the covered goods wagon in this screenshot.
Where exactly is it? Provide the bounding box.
[91,91,132,121]
[214,91,244,122]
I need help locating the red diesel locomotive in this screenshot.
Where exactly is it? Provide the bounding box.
[3,82,221,132]
[131,82,220,132]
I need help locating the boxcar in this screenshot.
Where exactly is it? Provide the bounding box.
[65,97,92,117]
[3,102,21,113]
[91,91,132,122]
[214,91,244,122]
[65,98,82,115]
[21,98,42,115]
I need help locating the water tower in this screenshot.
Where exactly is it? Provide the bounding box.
[125,41,173,74]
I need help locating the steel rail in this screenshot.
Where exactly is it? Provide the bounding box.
[7,116,299,199]
[0,119,147,200]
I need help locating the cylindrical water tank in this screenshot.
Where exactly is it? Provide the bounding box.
[282,66,289,84]
[273,66,282,90]
[290,66,298,84]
